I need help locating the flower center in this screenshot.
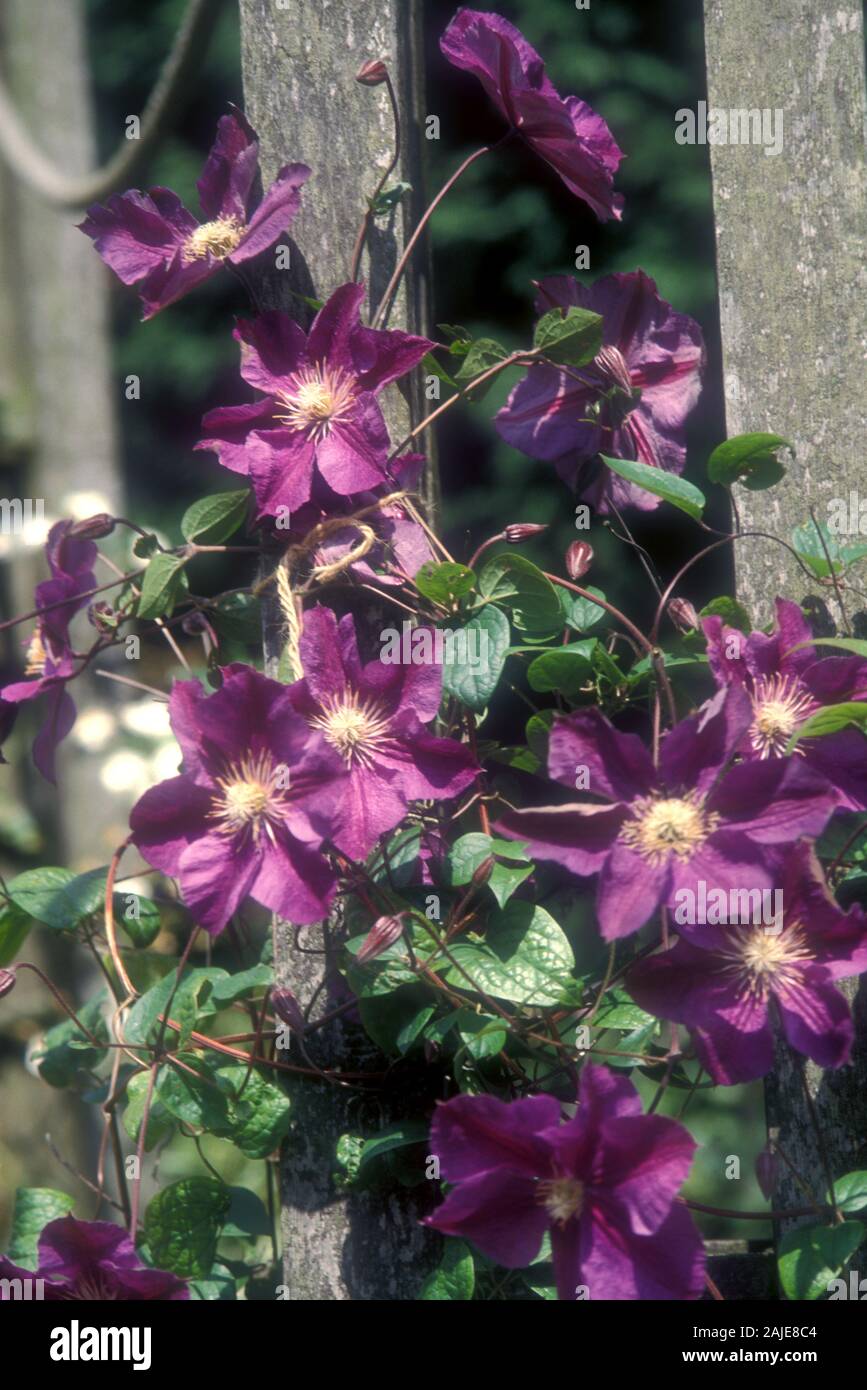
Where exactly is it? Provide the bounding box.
[24,628,47,677]
[56,1272,119,1300]
[537,1177,585,1226]
[749,674,816,758]
[594,344,634,395]
[309,691,391,768]
[209,751,287,838]
[274,364,358,441]
[183,216,245,261]
[619,791,719,865]
[717,921,813,1001]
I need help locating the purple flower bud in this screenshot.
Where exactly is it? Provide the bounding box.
[88,600,119,633]
[566,540,593,580]
[0,968,16,999]
[504,523,548,544]
[356,59,389,87]
[357,914,405,964]
[271,987,306,1035]
[471,855,496,889]
[70,513,115,540]
[755,1147,778,1201]
[668,597,699,633]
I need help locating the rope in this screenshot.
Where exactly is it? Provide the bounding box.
[0,0,225,208]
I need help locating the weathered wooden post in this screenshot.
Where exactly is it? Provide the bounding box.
[238,0,438,1298]
[703,0,867,1245]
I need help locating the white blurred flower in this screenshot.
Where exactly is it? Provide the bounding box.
[61,490,114,520]
[72,707,117,752]
[119,698,172,740]
[151,743,182,783]
[100,750,152,797]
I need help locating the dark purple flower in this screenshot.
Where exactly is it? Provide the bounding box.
[0,1215,188,1300]
[286,606,478,860]
[627,843,867,1084]
[424,1063,704,1300]
[196,284,434,518]
[80,110,310,319]
[704,596,867,810]
[129,664,347,935]
[496,272,705,514]
[440,9,624,221]
[496,687,838,940]
[0,520,97,782]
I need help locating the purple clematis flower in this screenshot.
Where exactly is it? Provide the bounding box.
[0,1215,188,1300]
[80,110,310,319]
[496,686,838,941]
[287,606,478,860]
[0,520,97,783]
[129,664,347,935]
[424,1063,705,1300]
[627,842,867,1084]
[704,597,867,811]
[196,283,435,518]
[496,271,705,513]
[440,9,624,221]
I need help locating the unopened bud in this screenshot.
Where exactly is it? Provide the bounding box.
[504,523,548,544]
[471,856,496,889]
[667,597,699,633]
[357,914,404,964]
[755,1147,778,1201]
[271,987,305,1035]
[0,968,16,999]
[88,601,119,633]
[70,513,115,540]
[566,540,593,580]
[356,59,388,87]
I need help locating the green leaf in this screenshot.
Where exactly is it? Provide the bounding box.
[562,586,606,632]
[209,964,272,1005]
[707,432,793,488]
[7,1188,75,1269]
[448,832,533,908]
[157,1059,233,1132]
[477,553,561,634]
[791,520,844,579]
[370,181,412,215]
[599,455,705,520]
[414,560,476,605]
[6,865,107,931]
[421,352,458,392]
[333,1133,365,1190]
[699,596,753,633]
[418,1240,475,1300]
[33,992,109,1087]
[794,636,867,659]
[456,1011,508,1060]
[122,1070,175,1150]
[210,1063,292,1159]
[0,901,33,965]
[527,640,597,696]
[124,967,228,1047]
[828,1172,867,1216]
[180,489,249,545]
[113,893,161,949]
[454,338,510,395]
[445,901,575,1006]
[442,604,510,711]
[778,1220,865,1301]
[533,305,603,366]
[357,1119,430,1176]
[137,552,188,620]
[787,701,867,750]
[526,709,555,761]
[211,592,263,646]
[143,1177,231,1280]
[371,825,422,887]
[222,1187,272,1240]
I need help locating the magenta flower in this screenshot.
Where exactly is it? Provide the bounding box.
[287,606,478,860]
[425,1063,704,1300]
[496,687,838,940]
[496,272,705,513]
[129,664,347,935]
[704,597,867,810]
[627,843,867,1084]
[197,284,434,518]
[0,1216,187,1300]
[440,9,624,221]
[80,110,310,319]
[0,520,97,782]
